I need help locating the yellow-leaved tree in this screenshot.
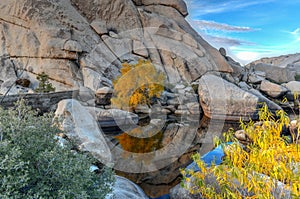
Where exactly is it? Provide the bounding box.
[181,105,300,198]
[111,59,165,110]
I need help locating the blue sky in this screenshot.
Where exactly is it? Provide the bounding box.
[184,0,300,64]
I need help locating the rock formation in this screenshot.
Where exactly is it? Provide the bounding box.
[0,0,232,95]
[1,0,298,198]
[247,53,300,83]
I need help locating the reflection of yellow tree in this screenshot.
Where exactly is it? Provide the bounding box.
[111,59,165,110]
[115,128,163,154]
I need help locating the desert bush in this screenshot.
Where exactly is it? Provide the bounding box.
[0,99,114,198]
[111,59,165,110]
[294,74,300,81]
[35,72,56,93]
[181,105,300,198]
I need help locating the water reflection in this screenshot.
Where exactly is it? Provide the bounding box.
[115,129,164,153]
[103,114,240,198]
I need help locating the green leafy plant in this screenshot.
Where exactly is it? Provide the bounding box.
[0,99,114,198]
[35,72,56,93]
[181,105,300,198]
[294,74,300,81]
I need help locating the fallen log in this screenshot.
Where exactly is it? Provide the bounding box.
[0,90,79,112]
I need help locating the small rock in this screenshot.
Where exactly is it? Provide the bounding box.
[167,98,180,106]
[248,73,265,84]
[161,108,171,114]
[95,87,113,105]
[254,70,266,77]
[174,110,189,115]
[15,78,31,88]
[175,84,186,90]
[108,31,119,38]
[284,81,300,93]
[234,129,252,145]
[260,80,288,98]
[133,40,149,57]
[63,40,82,52]
[219,47,226,56]
[90,20,108,35]
[134,104,151,114]
[165,105,176,113]
[238,81,251,90]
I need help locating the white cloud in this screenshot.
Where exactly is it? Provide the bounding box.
[192,20,256,32]
[291,28,300,35]
[184,0,276,16]
[235,51,260,63]
[201,34,255,47]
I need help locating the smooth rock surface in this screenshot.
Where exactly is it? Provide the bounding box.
[198,74,259,121]
[284,81,300,93]
[249,63,295,83]
[0,0,232,93]
[106,175,149,199]
[55,99,112,163]
[260,80,288,98]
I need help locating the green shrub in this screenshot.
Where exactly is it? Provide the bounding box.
[0,99,114,198]
[35,72,56,93]
[181,105,300,198]
[294,74,300,81]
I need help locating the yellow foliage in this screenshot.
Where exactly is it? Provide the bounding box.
[111,59,165,110]
[182,105,300,198]
[115,128,163,153]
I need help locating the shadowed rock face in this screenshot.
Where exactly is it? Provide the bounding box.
[0,0,232,93]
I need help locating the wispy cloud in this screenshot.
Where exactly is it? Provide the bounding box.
[284,28,300,42]
[192,20,257,32]
[185,0,276,16]
[202,34,255,47]
[291,28,300,35]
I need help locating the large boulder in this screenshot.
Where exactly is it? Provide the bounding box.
[284,81,300,93]
[248,63,295,83]
[198,74,259,121]
[248,89,282,112]
[54,99,112,163]
[0,0,232,92]
[260,80,288,98]
[106,175,149,199]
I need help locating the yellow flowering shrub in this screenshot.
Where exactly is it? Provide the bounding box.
[181,105,300,198]
[111,59,165,110]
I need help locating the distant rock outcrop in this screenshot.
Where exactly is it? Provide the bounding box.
[247,53,300,83]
